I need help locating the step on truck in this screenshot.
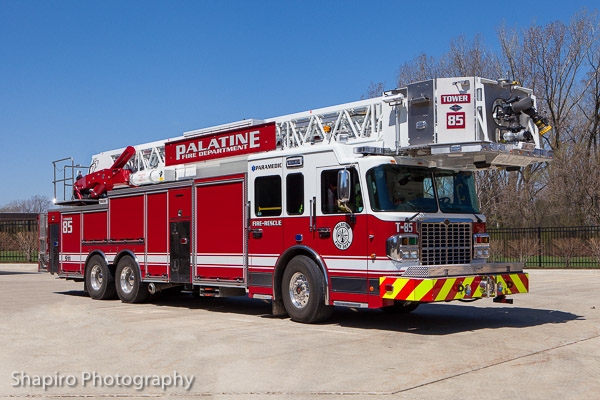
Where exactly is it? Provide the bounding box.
[39,77,552,323]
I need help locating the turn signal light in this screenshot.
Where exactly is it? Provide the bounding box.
[473,233,490,259]
[386,234,419,262]
[475,236,489,244]
[401,237,418,246]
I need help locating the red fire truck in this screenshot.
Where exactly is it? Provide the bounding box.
[39,77,552,323]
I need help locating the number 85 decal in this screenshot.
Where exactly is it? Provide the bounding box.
[62,220,72,234]
[447,112,465,129]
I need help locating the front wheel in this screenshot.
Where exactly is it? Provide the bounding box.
[282,255,333,323]
[115,256,148,303]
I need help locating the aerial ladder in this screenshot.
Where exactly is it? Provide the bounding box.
[55,77,552,203]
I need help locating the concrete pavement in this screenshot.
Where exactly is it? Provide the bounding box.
[0,264,598,399]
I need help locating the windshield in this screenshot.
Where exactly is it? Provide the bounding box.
[366,165,437,212]
[434,170,480,213]
[365,165,480,213]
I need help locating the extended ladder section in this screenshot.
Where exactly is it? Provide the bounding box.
[268,96,390,148]
[87,76,553,177]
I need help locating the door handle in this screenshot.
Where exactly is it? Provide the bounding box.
[316,227,331,239]
[249,228,263,239]
[309,198,313,232]
[309,196,316,232]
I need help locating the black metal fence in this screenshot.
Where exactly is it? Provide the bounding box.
[2,214,599,267]
[488,226,600,268]
[0,217,39,263]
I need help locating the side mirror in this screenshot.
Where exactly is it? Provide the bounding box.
[337,169,350,204]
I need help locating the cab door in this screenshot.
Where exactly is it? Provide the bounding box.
[313,166,369,302]
[247,158,284,291]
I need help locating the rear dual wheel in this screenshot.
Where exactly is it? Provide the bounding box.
[85,255,116,300]
[115,256,148,303]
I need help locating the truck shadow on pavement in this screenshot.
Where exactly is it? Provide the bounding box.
[0,270,39,275]
[56,290,583,335]
[327,304,583,335]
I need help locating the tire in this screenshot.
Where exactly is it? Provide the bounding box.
[85,255,116,300]
[282,255,333,323]
[115,256,148,303]
[381,300,419,314]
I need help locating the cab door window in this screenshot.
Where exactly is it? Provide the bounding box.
[286,173,304,215]
[321,168,363,214]
[255,175,281,217]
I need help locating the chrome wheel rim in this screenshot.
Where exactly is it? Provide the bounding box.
[120,265,135,295]
[90,264,103,291]
[289,272,310,309]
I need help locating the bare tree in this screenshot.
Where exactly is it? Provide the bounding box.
[508,237,541,264]
[396,53,441,87]
[499,11,599,150]
[0,232,15,253]
[552,237,585,267]
[589,238,600,265]
[362,81,386,99]
[12,231,38,262]
[545,144,600,225]
[386,9,600,228]
[444,34,503,78]
[396,35,501,88]
[0,195,52,213]
[577,38,600,154]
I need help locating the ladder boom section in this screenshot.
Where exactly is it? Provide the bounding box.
[265,96,390,149]
[89,97,393,172]
[86,77,553,175]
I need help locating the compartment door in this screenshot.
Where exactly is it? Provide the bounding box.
[49,224,60,274]
[195,178,246,283]
[169,220,191,283]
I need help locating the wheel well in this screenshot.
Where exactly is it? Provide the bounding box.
[273,246,329,304]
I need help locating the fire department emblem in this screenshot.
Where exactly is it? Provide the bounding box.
[333,221,353,250]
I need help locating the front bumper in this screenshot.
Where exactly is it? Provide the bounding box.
[379,273,529,302]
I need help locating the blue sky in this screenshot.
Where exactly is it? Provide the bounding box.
[0,0,596,206]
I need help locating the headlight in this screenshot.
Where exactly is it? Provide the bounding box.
[386,234,419,262]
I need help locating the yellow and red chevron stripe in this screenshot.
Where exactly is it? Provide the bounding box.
[379,273,529,302]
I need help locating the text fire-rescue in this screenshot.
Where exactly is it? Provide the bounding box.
[175,131,260,160]
[252,220,282,227]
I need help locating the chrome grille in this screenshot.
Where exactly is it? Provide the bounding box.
[420,222,472,265]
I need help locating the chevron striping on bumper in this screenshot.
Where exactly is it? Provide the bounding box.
[380,273,529,302]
